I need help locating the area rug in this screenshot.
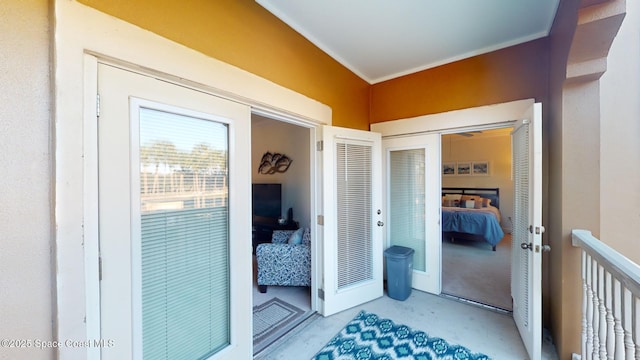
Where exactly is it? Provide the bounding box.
[313,310,491,360]
[253,297,306,354]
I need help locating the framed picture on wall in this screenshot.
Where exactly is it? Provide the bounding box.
[456,162,471,176]
[472,161,489,176]
[442,162,456,176]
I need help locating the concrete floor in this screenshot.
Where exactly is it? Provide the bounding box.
[255,289,559,360]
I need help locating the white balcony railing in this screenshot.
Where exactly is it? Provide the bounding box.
[572,229,640,360]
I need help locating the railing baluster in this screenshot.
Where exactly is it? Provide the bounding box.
[634,296,639,360]
[587,252,595,360]
[583,250,590,359]
[605,271,614,359]
[593,259,601,359]
[587,253,595,360]
[598,265,608,359]
[623,288,634,360]
[612,279,624,360]
[572,230,640,360]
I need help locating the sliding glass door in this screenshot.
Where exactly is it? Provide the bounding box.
[98,63,252,359]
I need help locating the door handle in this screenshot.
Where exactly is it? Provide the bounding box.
[529,225,545,234]
[377,221,384,227]
[521,243,550,253]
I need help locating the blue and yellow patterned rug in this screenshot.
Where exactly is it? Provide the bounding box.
[313,310,491,360]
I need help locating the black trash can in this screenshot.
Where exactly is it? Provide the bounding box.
[384,245,414,301]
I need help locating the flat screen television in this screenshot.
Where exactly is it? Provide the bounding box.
[252,183,282,220]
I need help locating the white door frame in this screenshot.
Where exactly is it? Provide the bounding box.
[55,2,329,358]
[251,109,320,315]
[371,99,536,266]
[85,58,323,358]
[372,98,541,351]
[371,100,533,137]
[97,63,254,359]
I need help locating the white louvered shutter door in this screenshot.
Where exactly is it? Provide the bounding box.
[512,122,530,327]
[511,102,543,360]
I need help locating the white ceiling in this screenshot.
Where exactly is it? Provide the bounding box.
[256,1,560,84]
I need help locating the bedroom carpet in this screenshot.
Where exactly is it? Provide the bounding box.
[442,234,512,311]
[313,310,491,360]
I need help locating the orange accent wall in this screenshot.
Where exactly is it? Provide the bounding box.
[77,0,370,129]
[370,38,550,123]
[79,0,550,129]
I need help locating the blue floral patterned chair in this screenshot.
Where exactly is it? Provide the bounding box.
[256,228,311,293]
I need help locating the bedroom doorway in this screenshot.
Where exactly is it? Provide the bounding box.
[250,113,316,354]
[440,128,514,311]
[373,99,545,360]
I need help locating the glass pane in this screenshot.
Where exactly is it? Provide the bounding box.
[389,149,426,271]
[139,108,230,360]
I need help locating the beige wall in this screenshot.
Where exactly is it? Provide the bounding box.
[0,0,54,359]
[441,132,514,231]
[547,0,634,358]
[600,0,640,263]
[548,0,591,356]
[251,116,312,228]
[548,0,579,357]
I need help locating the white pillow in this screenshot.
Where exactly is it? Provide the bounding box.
[464,200,475,208]
[288,228,304,245]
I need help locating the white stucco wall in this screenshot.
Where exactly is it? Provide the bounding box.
[0,0,53,358]
[600,0,640,264]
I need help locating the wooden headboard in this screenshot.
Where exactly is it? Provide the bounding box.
[442,187,500,209]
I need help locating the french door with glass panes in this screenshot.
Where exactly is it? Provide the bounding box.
[320,126,384,316]
[382,134,441,294]
[97,63,252,360]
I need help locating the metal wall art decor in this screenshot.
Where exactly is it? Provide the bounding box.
[258,152,292,174]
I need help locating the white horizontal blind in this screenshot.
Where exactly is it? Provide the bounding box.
[336,141,373,289]
[512,123,530,326]
[389,149,426,271]
[139,108,230,360]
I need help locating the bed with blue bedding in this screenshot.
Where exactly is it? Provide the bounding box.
[442,188,505,251]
